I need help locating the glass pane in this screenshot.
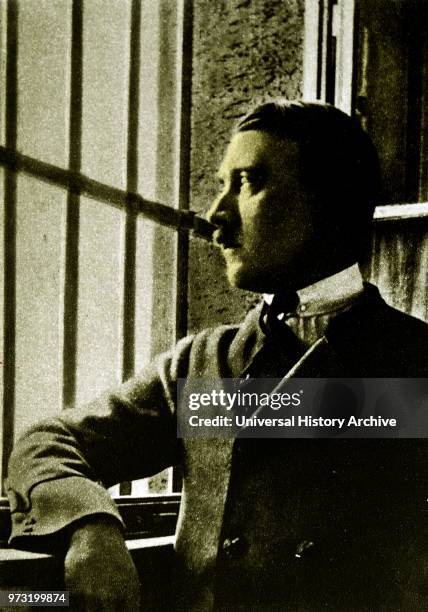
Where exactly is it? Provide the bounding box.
[75,197,124,405]
[14,176,66,437]
[354,0,428,203]
[16,0,71,167]
[81,0,131,188]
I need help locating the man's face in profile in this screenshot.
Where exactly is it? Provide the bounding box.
[207,130,322,293]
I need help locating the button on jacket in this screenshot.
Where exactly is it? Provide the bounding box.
[6,284,428,610]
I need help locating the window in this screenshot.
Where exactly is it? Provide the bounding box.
[354,0,428,204]
[303,0,428,320]
[304,0,428,204]
[0,0,192,496]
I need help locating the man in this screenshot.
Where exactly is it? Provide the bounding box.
[6,100,428,610]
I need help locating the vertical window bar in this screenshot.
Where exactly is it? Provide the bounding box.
[122,0,141,383]
[62,0,83,409]
[316,0,324,99]
[325,0,337,104]
[119,0,141,497]
[405,12,423,202]
[350,0,360,120]
[175,0,193,344]
[171,0,193,494]
[419,35,428,202]
[2,0,18,489]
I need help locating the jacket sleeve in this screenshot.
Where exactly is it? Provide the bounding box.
[5,334,194,548]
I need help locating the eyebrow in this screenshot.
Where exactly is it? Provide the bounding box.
[217,163,267,179]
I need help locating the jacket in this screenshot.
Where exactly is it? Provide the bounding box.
[6,284,428,610]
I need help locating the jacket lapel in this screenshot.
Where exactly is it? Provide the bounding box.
[228,284,389,380]
[274,335,346,381]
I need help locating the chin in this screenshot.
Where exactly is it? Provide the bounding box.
[226,265,270,293]
[227,264,301,294]
[226,266,251,290]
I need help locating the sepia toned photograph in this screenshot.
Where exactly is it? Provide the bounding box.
[0,0,427,610]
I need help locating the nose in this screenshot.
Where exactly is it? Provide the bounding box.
[206,190,237,227]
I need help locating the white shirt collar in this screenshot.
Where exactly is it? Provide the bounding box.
[264,264,364,317]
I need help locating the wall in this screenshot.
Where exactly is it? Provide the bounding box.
[188,0,305,332]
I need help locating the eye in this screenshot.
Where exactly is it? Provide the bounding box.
[240,172,251,187]
[239,169,264,192]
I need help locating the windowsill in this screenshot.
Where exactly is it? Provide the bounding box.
[374,202,428,222]
[126,534,175,550]
[0,536,176,588]
[0,494,180,549]
[0,535,175,563]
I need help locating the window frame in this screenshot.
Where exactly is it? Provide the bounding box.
[303,0,428,220]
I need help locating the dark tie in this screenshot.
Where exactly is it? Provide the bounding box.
[240,292,304,380]
[233,293,305,415]
[260,291,300,336]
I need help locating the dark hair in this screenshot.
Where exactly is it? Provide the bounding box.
[236,99,380,258]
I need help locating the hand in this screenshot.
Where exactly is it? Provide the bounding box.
[64,516,141,611]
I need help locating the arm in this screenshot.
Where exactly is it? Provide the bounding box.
[5,336,193,610]
[6,337,193,543]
